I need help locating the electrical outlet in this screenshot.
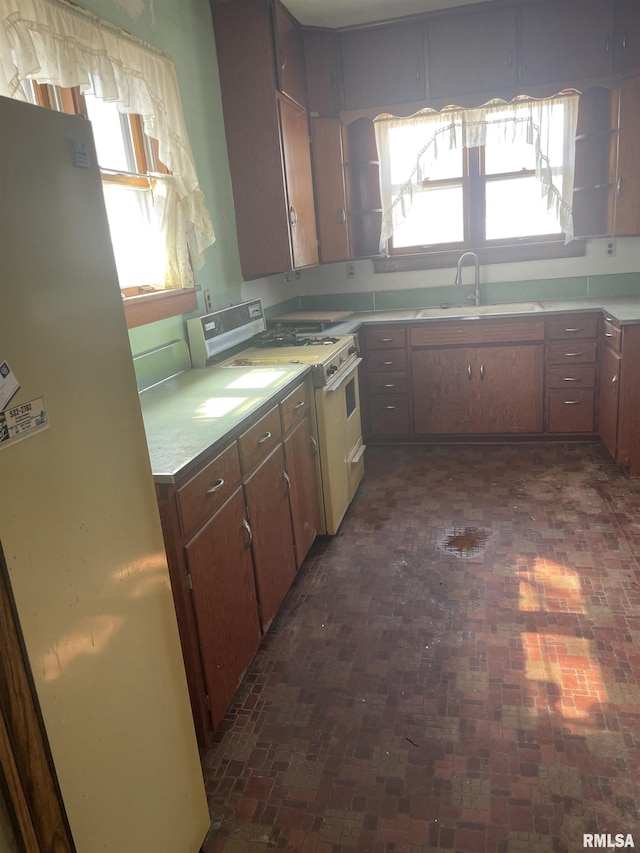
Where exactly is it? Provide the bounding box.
[204,290,213,312]
[346,263,356,279]
[607,240,617,257]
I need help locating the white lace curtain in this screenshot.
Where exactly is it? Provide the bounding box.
[0,0,215,288]
[374,92,580,253]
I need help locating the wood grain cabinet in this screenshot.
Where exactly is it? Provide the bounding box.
[613,73,640,236]
[156,375,321,743]
[614,0,640,73]
[520,0,615,86]
[545,313,599,433]
[310,117,350,262]
[426,7,518,99]
[598,314,622,459]
[341,23,425,110]
[304,29,343,115]
[212,0,318,277]
[361,325,411,437]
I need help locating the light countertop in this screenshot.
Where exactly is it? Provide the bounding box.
[140,363,310,483]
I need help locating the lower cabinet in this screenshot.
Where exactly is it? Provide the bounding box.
[598,342,621,457]
[412,344,544,434]
[156,375,321,744]
[244,444,297,632]
[184,488,261,731]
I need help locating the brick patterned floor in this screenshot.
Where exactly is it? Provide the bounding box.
[201,443,640,853]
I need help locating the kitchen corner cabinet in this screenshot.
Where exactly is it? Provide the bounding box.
[426,7,518,99]
[340,23,425,110]
[211,0,318,277]
[310,117,350,263]
[613,73,640,236]
[156,375,320,742]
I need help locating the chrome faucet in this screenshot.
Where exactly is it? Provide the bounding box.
[455,251,481,306]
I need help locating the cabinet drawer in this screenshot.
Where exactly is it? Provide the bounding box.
[176,442,242,537]
[546,314,598,340]
[363,325,407,349]
[601,316,622,352]
[367,349,408,371]
[368,396,411,435]
[239,406,282,474]
[280,377,313,434]
[547,389,595,433]
[546,364,597,388]
[546,341,597,365]
[367,371,408,395]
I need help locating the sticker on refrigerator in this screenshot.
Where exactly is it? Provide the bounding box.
[0,396,49,449]
[0,361,20,411]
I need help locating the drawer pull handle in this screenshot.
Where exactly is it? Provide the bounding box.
[563,377,579,382]
[385,405,397,410]
[293,400,305,410]
[564,328,582,333]
[480,363,485,380]
[206,478,225,494]
[242,517,253,548]
[258,431,272,444]
[283,471,291,494]
[563,400,582,405]
[467,364,472,379]
[605,316,614,322]
[380,338,393,342]
[382,360,394,365]
[605,332,613,338]
[384,383,396,388]
[564,352,582,357]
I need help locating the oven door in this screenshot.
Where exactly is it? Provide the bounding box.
[315,358,365,535]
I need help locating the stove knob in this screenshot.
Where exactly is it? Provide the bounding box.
[348,345,358,355]
[327,364,338,375]
[339,354,346,364]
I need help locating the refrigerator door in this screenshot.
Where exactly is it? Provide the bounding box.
[0,97,209,852]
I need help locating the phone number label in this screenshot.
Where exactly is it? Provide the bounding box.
[0,396,49,449]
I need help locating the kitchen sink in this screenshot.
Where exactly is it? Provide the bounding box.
[414,302,544,319]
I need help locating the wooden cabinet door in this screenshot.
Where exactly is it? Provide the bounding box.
[427,7,517,99]
[614,73,640,236]
[185,488,261,730]
[614,0,640,73]
[521,0,614,86]
[310,117,350,262]
[273,0,307,109]
[598,344,621,459]
[412,347,476,434]
[341,23,425,110]
[475,345,544,434]
[304,29,343,115]
[617,324,640,475]
[283,417,322,568]
[244,444,297,631]
[279,97,319,269]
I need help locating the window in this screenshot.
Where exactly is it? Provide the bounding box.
[375,93,580,261]
[26,81,167,295]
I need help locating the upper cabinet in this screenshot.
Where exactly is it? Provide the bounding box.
[273,1,307,109]
[341,23,426,110]
[426,8,518,99]
[614,0,640,73]
[520,0,615,86]
[304,30,344,115]
[613,73,640,236]
[212,0,318,277]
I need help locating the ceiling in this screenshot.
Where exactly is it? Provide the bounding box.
[283,0,496,29]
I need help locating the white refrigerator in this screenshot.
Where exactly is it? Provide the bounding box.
[0,96,210,852]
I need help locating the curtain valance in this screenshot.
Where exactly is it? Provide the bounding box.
[374,92,580,253]
[0,0,215,278]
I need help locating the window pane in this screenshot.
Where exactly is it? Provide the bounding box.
[388,122,463,184]
[392,184,464,248]
[84,94,135,172]
[485,137,536,174]
[102,184,165,287]
[485,104,566,175]
[485,176,561,240]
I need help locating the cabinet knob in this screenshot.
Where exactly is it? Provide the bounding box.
[467,364,472,379]
[258,431,272,444]
[611,374,619,392]
[480,363,485,380]
[289,206,298,227]
[617,177,624,196]
[337,207,346,225]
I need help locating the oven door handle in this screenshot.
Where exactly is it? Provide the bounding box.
[324,358,363,393]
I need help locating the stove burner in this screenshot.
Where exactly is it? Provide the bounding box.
[252,329,339,348]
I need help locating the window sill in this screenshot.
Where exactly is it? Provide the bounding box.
[373,240,587,274]
[122,287,200,329]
